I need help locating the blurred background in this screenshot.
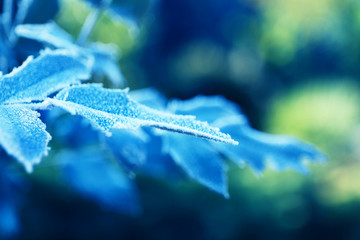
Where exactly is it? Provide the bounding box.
[10,0,360,239]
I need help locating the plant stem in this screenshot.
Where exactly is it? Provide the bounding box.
[76,7,101,46]
[76,0,113,46]
[9,0,34,44]
[2,0,14,37]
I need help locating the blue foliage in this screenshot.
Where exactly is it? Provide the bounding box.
[168,95,325,174]
[126,89,325,193]
[163,134,229,197]
[57,149,141,215]
[82,0,152,32]
[104,129,149,172]
[50,84,237,144]
[0,105,51,172]
[0,49,90,104]
[0,0,327,237]
[16,22,126,86]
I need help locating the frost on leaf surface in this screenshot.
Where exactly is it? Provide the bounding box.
[57,149,140,215]
[0,49,90,104]
[50,84,237,144]
[0,106,51,172]
[168,95,326,174]
[16,22,126,86]
[214,125,326,174]
[15,22,77,50]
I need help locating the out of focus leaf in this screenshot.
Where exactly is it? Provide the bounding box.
[15,22,77,50]
[104,129,149,172]
[129,87,167,110]
[57,149,140,215]
[163,133,229,197]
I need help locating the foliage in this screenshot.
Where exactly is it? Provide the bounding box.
[0,0,325,238]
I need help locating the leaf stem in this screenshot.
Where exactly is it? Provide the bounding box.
[2,0,13,37]
[76,0,113,46]
[76,7,101,46]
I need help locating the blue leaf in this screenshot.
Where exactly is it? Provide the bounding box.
[168,95,247,125]
[47,109,99,148]
[138,130,184,179]
[16,22,126,86]
[163,133,229,197]
[0,49,91,104]
[57,149,140,215]
[169,95,326,174]
[0,105,51,172]
[49,84,238,144]
[214,124,326,174]
[129,87,167,110]
[104,129,149,172]
[88,42,126,86]
[15,22,76,50]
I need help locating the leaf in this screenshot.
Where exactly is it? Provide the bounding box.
[168,95,247,125]
[15,22,77,50]
[214,124,326,174]
[57,149,140,215]
[12,0,34,32]
[49,84,238,144]
[0,105,51,172]
[138,130,184,179]
[16,22,126,86]
[163,134,229,197]
[88,42,126,86]
[0,49,91,104]
[129,87,167,110]
[104,129,149,172]
[168,95,326,174]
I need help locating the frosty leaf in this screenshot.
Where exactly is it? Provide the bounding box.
[169,95,326,174]
[215,124,326,174]
[0,105,51,172]
[50,84,237,144]
[163,134,229,197]
[57,149,140,215]
[0,49,90,104]
[16,22,126,86]
[15,22,77,50]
